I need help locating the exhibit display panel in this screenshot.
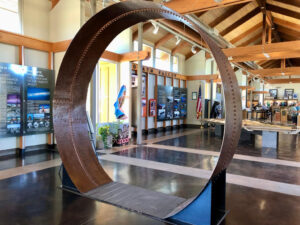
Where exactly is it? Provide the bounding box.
[0,62,54,137]
[157,85,187,121]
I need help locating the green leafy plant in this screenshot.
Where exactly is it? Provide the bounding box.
[98,125,110,149]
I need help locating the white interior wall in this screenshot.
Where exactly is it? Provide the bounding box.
[265,83,300,100]
[23,0,51,40]
[185,51,206,125]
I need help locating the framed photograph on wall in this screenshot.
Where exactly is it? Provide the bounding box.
[269,89,278,99]
[149,99,156,117]
[284,89,294,99]
[192,92,197,100]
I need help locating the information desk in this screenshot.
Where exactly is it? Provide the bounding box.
[204,119,300,148]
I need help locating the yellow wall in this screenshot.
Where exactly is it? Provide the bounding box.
[99,61,117,123]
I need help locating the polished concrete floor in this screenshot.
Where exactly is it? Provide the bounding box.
[0,127,299,225]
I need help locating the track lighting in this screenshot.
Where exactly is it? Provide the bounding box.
[191,45,197,54]
[175,36,181,45]
[151,22,159,34]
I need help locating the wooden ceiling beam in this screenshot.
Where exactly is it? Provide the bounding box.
[154,33,174,49]
[51,0,60,9]
[273,17,300,31]
[278,32,300,41]
[230,22,262,44]
[267,78,300,84]
[275,0,300,7]
[160,20,207,47]
[237,32,261,47]
[220,7,261,36]
[186,74,219,81]
[208,3,248,27]
[163,0,253,14]
[250,67,300,77]
[223,40,300,62]
[132,23,152,40]
[171,41,189,56]
[276,26,300,39]
[266,4,300,20]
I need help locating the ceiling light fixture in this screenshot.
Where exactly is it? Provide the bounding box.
[263,53,270,59]
[175,36,181,45]
[151,22,159,34]
[191,45,197,54]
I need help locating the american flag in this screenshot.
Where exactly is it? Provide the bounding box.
[196,85,202,119]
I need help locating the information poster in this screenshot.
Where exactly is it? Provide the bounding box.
[0,63,23,137]
[157,85,166,121]
[173,87,181,119]
[157,85,187,121]
[24,67,54,135]
[165,86,173,120]
[180,88,187,118]
[0,62,54,137]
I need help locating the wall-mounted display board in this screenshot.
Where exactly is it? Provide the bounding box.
[157,85,187,121]
[24,67,54,135]
[0,63,23,137]
[0,62,54,137]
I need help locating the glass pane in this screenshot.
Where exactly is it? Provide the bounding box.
[0,8,20,33]
[155,49,170,71]
[0,0,18,12]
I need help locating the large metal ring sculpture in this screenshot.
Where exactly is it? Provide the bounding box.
[54,1,242,224]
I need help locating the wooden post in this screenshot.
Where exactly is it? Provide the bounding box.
[18,45,25,156]
[145,72,148,131]
[268,26,272,44]
[163,75,166,129]
[262,12,267,45]
[171,76,174,127]
[184,80,187,125]
[47,51,54,148]
[154,74,158,129]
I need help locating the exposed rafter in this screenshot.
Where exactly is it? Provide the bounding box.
[132,23,152,40]
[275,0,300,7]
[230,22,262,44]
[237,32,262,47]
[223,40,300,62]
[163,0,253,15]
[276,26,300,39]
[266,4,300,20]
[154,33,174,49]
[219,7,260,36]
[267,78,300,84]
[208,3,248,27]
[250,67,300,77]
[273,17,300,32]
[171,41,189,56]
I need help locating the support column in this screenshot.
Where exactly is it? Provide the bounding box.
[136,23,143,145]
[210,61,214,118]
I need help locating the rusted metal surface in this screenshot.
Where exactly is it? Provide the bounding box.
[53,1,242,193]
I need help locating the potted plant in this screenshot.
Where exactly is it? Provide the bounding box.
[98,125,112,149]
